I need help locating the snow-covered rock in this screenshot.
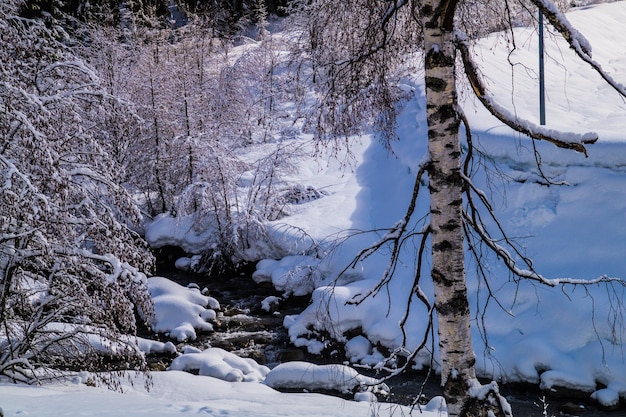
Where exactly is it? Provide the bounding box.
[147,277,220,341]
[263,361,388,395]
[168,347,270,382]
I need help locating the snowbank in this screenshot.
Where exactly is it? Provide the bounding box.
[145,213,214,254]
[0,371,423,417]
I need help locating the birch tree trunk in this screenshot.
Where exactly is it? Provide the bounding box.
[422,2,482,416]
[423,1,511,415]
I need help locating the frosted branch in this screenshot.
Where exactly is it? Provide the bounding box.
[344,160,430,305]
[456,35,598,156]
[529,0,626,98]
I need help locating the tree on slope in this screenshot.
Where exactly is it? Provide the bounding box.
[294,0,626,415]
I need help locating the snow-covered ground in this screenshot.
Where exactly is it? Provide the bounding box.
[0,370,438,417]
[3,2,626,416]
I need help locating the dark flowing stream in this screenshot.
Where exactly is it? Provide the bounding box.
[152,264,623,417]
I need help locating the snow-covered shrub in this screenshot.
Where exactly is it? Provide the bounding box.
[152,143,321,272]
[103,25,314,270]
[0,3,154,382]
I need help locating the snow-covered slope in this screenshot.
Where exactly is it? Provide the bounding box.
[258,1,626,408]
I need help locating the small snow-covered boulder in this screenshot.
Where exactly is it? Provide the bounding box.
[354,391,377,402]
[263,361,388,395]
[168,347,270,382]
[136,337,177,355]
[423,396,447,414]
[261,295,281,312]
[592,388,620,410]
[147,276,220,341]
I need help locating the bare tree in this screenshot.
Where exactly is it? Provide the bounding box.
[294,0,626,415]
[94,18,311,269]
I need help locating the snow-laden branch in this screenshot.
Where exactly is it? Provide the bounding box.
[382,0,409,26]
[456,34,598,156]
[66,166,118,189]
[38,86,104,105]
[53,247,145,285]
[528,0,626,98]
[39,60,100,82]
[0,229,41,244]
[0,154,47,202]
[0,82,48,141]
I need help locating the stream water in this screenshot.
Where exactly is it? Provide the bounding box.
[154,266,624,417]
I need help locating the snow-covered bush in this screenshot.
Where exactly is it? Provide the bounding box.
[101,24,314,270]
[118,27,294,218]
[0,2,154,382]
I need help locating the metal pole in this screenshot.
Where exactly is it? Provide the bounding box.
[539,10,546,126]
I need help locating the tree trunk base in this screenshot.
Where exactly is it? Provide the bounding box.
[461,380,513,417]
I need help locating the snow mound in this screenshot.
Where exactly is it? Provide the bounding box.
[168,347,270,382]
[145,213,213,254]
[252,256,322,296]
[591,388,620,409]
[136,337,177,355]
[263,361,389,398]
[147,277,220,341]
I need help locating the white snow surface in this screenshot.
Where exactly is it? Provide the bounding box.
[0,371,419,417]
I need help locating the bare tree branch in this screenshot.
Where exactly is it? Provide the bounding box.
[345,159,429,305]
[528,0,626,99]
[456,34,598,155]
